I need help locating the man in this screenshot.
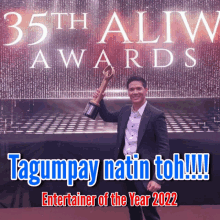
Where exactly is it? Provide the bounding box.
[93,76,169,220]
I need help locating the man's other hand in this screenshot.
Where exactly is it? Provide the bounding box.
[147,180,161,192]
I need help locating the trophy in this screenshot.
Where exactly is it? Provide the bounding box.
[83,65,115,119]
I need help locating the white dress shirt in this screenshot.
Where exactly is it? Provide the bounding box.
[123,101,147,156]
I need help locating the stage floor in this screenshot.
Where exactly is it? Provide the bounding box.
[0,206,220,220]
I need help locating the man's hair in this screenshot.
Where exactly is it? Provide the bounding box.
[126,76,147,89]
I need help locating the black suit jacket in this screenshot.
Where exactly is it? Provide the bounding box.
[99,99,170,186]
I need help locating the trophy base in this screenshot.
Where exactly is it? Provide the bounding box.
[83,102,100,120]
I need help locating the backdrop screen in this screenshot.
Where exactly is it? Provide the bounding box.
[0,0,219,99]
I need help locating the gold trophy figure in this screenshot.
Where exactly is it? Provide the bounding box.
[83,65,115,119]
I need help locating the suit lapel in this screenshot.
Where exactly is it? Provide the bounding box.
[137,102,151,147]
[118,106,131,146]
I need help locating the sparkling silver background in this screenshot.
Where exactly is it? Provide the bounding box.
[0,0,219,99]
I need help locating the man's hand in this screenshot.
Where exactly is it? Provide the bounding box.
[147,181,161,192]
[93,89,105,100]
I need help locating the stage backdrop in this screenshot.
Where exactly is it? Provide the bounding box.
[0,0,220,210]
[0,0,219,99]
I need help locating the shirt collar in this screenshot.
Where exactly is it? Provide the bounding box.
[131,100,147,116]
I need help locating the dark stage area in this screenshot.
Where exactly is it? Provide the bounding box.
[1,206,220,220]
[0,99,220,208]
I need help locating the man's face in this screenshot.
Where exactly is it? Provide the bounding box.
[128,81,148,105]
